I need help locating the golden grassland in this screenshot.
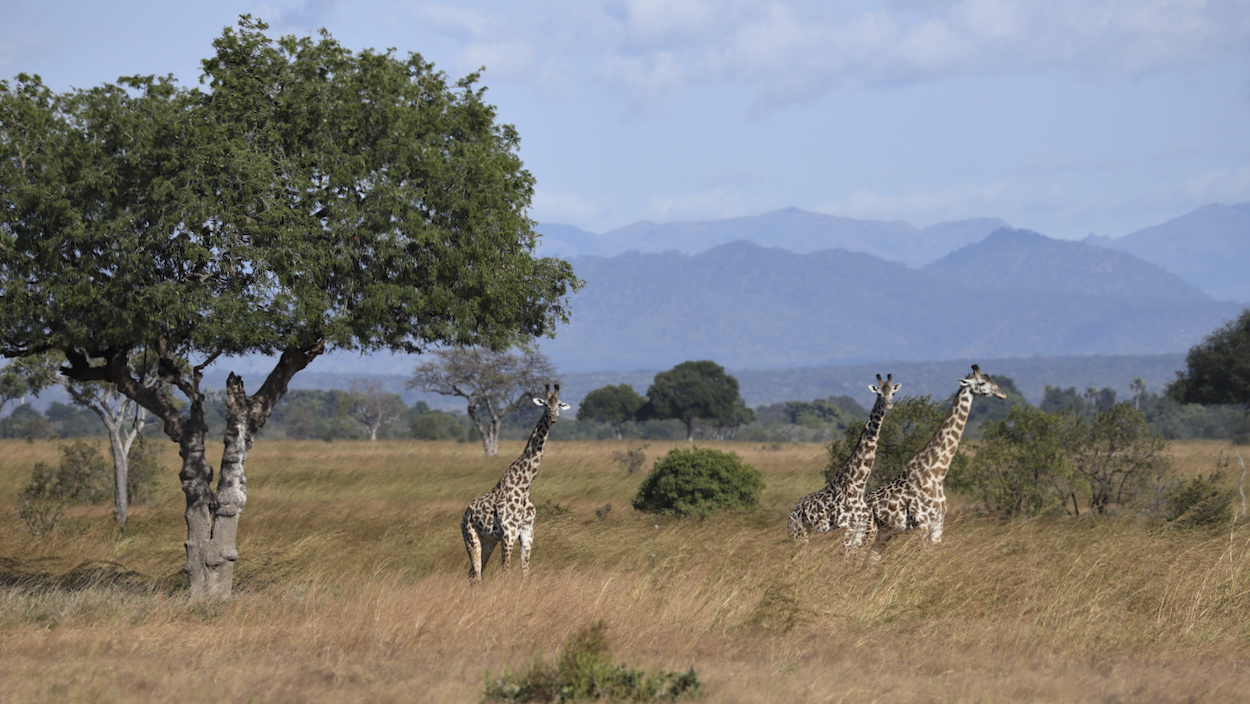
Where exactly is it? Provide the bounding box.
[0,437,1248,703]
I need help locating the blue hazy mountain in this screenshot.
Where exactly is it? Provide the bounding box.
[536,238,1240,372]
[536,208,1008,267]
[1085,203,1250,303]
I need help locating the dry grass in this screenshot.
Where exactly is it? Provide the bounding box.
[1,438,1248,702]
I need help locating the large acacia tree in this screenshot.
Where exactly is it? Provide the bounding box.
[0,17,578,597]
[641,360,749,442]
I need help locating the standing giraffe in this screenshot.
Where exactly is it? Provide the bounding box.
[462,384,569,581]
[863,365,1005,553]
[788,374,901,548]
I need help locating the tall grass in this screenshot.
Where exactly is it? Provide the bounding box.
[0,438,1247,702]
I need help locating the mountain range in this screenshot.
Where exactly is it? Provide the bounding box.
[537,202,1250,303]
[197,202,1246,402]
[535,232,1240,372]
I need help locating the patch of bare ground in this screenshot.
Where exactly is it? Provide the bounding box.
[1,439,1247,702]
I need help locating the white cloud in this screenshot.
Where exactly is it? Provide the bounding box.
[643,188,775,222]
[1187,166,1250,204]
[459,40,537,79]
[531,188,612,224]
[818,182,1011,225]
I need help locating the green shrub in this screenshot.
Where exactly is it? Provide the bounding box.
[825,396,969,493]
[632,447,764,516]
[20,440,110,504]
[125,436,164,506]
[484,621,701,702]
[1166,471,1236,528]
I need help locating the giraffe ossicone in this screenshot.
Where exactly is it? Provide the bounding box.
[788,373,900,550]
[461,383,568,581]
[864,364,1005,556]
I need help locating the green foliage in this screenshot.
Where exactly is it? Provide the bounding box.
[0,405,54,440]
[1069,403,1170,514]
[632,447,764,516]
[20,441,110,504]
[125,436,164,506]
[958,405,1080,517]
[1168,307,1250,408]
[483,621,702,703]
[825,395,967,493]
[1166,471,1236,528]
[955,403,1172,518]
[641,361,747,441]
[411,410,468,441]
[774,395,866,430]
[578,384,647,438]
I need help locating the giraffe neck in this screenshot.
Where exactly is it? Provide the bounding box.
[835,393,890,488]
[501,409,554,492]
[909,384,974,485]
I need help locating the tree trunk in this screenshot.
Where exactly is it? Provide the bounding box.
[685,418,695,442]
[108,430,129,525]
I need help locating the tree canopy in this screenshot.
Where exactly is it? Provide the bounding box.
[640,360,746,442]
[0,16,580,596]
[577,384,646,439]
[1168,308,1250,408]
[407,348,558,456]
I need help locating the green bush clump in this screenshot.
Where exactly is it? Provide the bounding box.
[21,440,111,504]
[484,621,701,702]
[1166,471,1236,528]
[631,447,764,516]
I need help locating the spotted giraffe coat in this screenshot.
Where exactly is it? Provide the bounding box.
[863,365,1005,552]
[788,374,900,548]
[462,384,569,581]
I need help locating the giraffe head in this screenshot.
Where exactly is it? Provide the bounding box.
[869,373,902,410]
[960,365,1007,399]
[532,384,571,422]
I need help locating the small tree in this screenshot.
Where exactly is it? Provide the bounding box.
[347,379,406,441]
[640,360,746,442]
[959,405,1081,517]
[1067,403,1170,514]
[577,384,646,440]
[407,348,558,456]
[11,352,160,524]
[632,447,764,516]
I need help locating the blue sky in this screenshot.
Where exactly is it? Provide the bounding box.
[4,0,1249,240]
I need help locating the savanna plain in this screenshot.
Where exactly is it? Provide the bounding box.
[0,438,1247,703]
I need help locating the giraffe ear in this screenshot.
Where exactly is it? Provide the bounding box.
[533,397,545,406]
[559,402,571,410]
[892,383,902,393]
[869,384,880,394]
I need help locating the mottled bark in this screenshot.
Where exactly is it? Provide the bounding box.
[62,339,323,598]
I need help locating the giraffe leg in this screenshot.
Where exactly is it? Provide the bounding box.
[462,515,484,582]
[519,520,535,578]
[499,527,516,572]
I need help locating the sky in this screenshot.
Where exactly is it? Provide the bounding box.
[3,0,1249,240]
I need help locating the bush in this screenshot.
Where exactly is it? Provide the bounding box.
[20,440,110,504]
[825,395,968,493]
[484,621,701,702]
[126,436,165,506]
[1166,471,1236,528]
[632,447,764,516]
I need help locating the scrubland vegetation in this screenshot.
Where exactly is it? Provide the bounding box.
[1,438,1248,702]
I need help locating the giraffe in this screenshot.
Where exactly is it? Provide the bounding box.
[462,384,569,581]
[863,364,1005,554]
[788,374,901,549]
